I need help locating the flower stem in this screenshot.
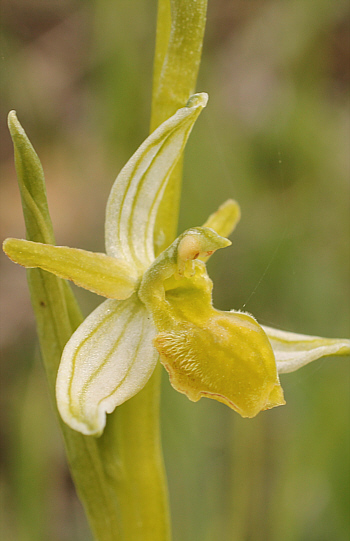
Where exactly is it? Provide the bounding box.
[107,1,209,538]
[100,364,170,541]
[152,0,208,253]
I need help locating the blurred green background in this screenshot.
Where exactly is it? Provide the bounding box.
[1,1,349,540]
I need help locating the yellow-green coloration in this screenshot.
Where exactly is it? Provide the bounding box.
[262,326,350,374]
[139,230,285,418]
[57,295,158,436]
[105,92,208,270]
[202,199,241,241]
[4,96,211,438]
[3,238,138,300]
[4,102,349,439]
[151,0,208,254]
[4,2,350,539]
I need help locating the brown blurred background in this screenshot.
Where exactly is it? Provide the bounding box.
[1,1,349,540]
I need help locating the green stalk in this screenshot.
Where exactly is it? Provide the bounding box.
[100,365,169,541]
[151,0,207,130]
[104,1,208,539]
[100,1,208,538]
[152,0,208,253]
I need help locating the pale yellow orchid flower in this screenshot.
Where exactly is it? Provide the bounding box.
[3,94,349,437]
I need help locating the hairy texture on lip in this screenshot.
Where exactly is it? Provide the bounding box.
[154,304,285,418]
[140,235,285,418]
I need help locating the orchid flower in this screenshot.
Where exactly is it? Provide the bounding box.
[4,93,349,437]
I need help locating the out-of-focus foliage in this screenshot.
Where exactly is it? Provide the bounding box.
[1,0,349,540]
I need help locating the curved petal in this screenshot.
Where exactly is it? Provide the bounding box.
[105,93,208,270]
[3,238,138,300]
[262,325,350,374]
[56,296,158,436]
[140,243,285,418]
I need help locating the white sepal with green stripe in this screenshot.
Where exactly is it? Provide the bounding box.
[56,295,158,436]
[262,326,350,374]
[105,93,208,270]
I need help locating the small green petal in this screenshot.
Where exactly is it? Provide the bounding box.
[202,199,241,239]
[200,199,241,262]
[56,295,158,436]
[262,325,350,374]
[105,93,208,270]
[139,231,285,418]
[3,238,138,300]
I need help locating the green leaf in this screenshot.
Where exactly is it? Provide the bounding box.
[7,111,124,539]
[4,238,138,300]
[57,295,158,436]
[262,326,350,374]
[7,111,55,244]
[105,93,208,270]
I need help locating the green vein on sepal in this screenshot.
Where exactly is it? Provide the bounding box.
[56,295,158,436]
[262,325,350,374]
[105,93,208,270]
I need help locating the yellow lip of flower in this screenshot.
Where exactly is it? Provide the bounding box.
[3,95,350,437]
[139,235,286,419]
[152,293,287,419]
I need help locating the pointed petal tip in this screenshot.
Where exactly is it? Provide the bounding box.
[2,237,21,263]
[186,92,208,109]
[221,236,232,248]
[7,110,19,132]
[263,382,286,411]
[263,325,350,374]
[7,111,28,142]
[202,199,241,241]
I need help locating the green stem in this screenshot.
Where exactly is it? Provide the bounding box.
[100,364,169,540]
[108,2,208,538]
[152,0,208,253]
[151,0,208,130]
